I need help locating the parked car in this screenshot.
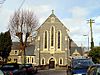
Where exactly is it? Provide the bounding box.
[0,63,26,75]
[67,58,94,75]
[0,70,4,75]
[87,64,100,75]
[21,64,38,75]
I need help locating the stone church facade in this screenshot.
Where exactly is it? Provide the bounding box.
[34,11,72,69]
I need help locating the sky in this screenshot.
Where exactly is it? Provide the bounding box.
[0,0,100,47]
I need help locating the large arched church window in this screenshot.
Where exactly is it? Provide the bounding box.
[44,31,47,48]
[51,27,54,46]
[58,31,60,48]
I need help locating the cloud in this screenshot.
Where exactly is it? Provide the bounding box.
[90,16,100,46]
[22,4,53,25]
[0,0,100,46]
[69,7,89,18]
[61,6,90,46]
[93,16,100,25]
[0,7,13,32]
[0,4,53,31]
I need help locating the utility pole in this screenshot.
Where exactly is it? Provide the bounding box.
[88,19,94,50]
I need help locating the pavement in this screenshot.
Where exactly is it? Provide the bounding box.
[35,69,67,75]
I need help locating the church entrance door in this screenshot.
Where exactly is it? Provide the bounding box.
[49,58,55,69]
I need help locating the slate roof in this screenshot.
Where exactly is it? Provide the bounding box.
[11,42,35,56]
[37,10,69,32]
[69,38,83,56]
[70,47,83,56]
[11,42,20,50]
[69,38,78,47]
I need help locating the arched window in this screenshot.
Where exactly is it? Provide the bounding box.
[59,58,63,65]
[60,59,62,64]
[42,59,44,65]
[44,31,47,48]
[51,27,54,46]
[41,58,45,65]
[58,31,60,48]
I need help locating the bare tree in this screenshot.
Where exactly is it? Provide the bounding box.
[8,10,38,64]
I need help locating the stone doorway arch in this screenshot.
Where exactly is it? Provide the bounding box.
[49,58,55,69]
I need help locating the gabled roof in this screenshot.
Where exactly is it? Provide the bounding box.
[72,49,80,55]
[12,42,20,50]
[70,47,83,56]
[37,10,69,31]
[11,42,35,56]
[70,38,78,47]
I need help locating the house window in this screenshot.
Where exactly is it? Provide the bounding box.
[15,51,17,54]
[51,27,54,46]
[8,58,11,61]
[32,58,33,63]
[28,58,29,63]
[14,59,17,62]
[58,31,60,48]
[44,31,47,48]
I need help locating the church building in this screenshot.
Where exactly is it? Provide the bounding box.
[5,10,83,70]
[34,10,77,69]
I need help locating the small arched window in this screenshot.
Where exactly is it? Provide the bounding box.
[14,59,17,63]
[42,59,44,65]
[59,58,63,65]
[41,58,45,65]
[28,58,29,63]
[60,59,62,64]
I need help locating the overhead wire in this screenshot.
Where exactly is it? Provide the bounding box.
[18,0,25,11]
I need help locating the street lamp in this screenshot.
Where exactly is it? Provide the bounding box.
[83,35,89,51]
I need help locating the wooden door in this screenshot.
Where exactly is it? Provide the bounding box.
[49,61,55,69]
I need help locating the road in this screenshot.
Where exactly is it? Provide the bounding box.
[35,69,67,75]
